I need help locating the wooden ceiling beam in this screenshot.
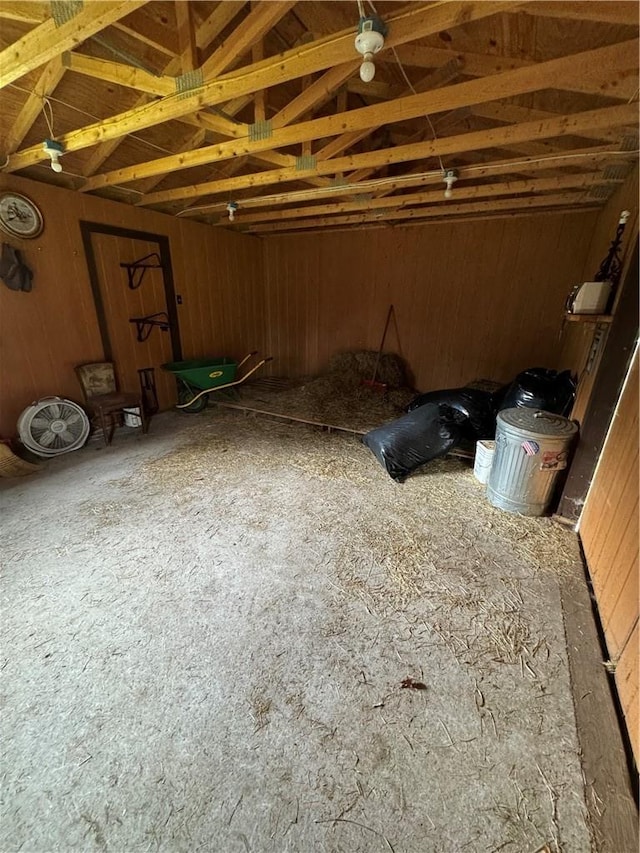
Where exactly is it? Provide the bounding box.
[252,34,266,124]
[76,2,250,179]
[176,145,628,216]
[244,192,601,233]
[271,62,360,129]
[385,43,638,100]
[3,2,516,168]
[315,57,463,163]
[225,173,614,226]
[132,128,207,195]
[517,2,639,26]
[175,1,198,73]
[78,39,638,191]
[0,2,50,24]
[62,51,176,96]
[200,1,296,79]
[137,103,637,206]
[0,0,148,88]
[3,56,65,155]
[472,103,617,143]
[196,2,247,52]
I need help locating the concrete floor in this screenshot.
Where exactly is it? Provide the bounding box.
[0,410,607,852]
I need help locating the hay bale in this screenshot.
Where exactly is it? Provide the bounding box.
[327,350,408,388]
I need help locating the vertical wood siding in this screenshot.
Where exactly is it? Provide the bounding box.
[580,349,639,761]
[0,175,265,435]
[263,211,597,390]
[558,166,639,424]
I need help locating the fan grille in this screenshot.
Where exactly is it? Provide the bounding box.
[18,398,90,457]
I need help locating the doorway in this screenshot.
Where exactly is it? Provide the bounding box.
[80,222,182,411]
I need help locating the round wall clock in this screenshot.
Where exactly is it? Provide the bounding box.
[0,192,44,239]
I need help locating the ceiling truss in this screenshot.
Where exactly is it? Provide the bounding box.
[0,0,638,236]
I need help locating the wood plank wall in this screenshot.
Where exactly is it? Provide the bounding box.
[0,175,265,436]
[262,211,598,391]
[558,166,639,424]
[579,348,639,761]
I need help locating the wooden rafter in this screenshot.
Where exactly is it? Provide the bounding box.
[270,62,360,129]
[3,56,65,154]
[199,0,296,79]
[74,4,248,178]
[175,1,197,73]
[175,146,631,217]
[77,39,638,192]
[196,2,247,52]
[0,0,148,88]
[136,103,637,207]
[3,2,517,170]
[517,1,639,26]
[222,173,616,227]
[243,192,601,234]
[0,2,50,25]
[383,43,638,100]
[472,103,617,143]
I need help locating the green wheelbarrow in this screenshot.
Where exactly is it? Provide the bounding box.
[161,351,273,413]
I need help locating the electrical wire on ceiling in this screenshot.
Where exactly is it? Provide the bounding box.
[42,97,55,138]
[29,160,145,194]
[7,82,176,157]
[364,0,446,174]
[175,148,639,217]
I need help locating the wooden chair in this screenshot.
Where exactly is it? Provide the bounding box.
[75,362,148,445]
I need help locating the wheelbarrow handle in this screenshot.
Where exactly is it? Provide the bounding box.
[176,354,273,409]
[237,350,259,369]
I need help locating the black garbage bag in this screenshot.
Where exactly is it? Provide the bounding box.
[363,403,467,482]
[407,388,497,439]
[498,368,576,416]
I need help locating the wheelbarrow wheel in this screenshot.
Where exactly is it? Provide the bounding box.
[178,388,208,413]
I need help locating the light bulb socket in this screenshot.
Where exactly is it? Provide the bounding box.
[442,169,459,198]
[43,138,64,173]
[355,14,386,83]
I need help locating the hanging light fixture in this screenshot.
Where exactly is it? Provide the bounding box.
[355,14,387,82]
[442,169,459,199]
[43,138,64,173]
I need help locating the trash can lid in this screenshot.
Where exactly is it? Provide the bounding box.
[497,407,578,438]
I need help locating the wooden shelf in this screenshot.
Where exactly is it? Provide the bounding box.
[564,314,613,324]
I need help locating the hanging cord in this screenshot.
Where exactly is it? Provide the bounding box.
[8,82,175,156]
[42,96,55,138]
[366,0,445,173]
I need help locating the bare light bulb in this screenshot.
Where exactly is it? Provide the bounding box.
[442,169,458,199]
[50,158,63,173]
[360,55,376,82]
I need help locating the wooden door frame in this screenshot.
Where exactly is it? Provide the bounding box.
[558,238,639,521]
[80,221,182,363]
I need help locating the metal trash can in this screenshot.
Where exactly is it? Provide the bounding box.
[487,408,578,516]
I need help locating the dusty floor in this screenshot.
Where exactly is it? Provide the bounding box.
[1,410,598,852]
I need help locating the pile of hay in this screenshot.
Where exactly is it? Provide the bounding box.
[234,351,415,433]
[327,350,408,389]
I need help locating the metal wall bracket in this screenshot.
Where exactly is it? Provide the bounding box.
[120,253,163,290]
[129,312,171,342]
